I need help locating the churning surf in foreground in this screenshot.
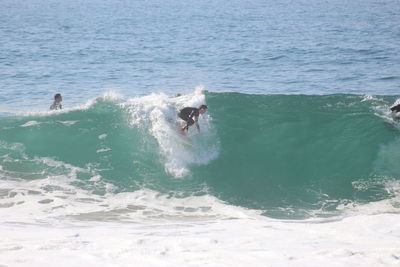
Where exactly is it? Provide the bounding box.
[1,89,400,266]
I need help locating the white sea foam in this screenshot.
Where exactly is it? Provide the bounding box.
[20,120,41,127]
[96,147,111,153]
[0,210,399,267]
[0,144,251,224]
[361,94,377,102]
[57,120,78,126]
[0,146,400,266]
[19,120,77,127]
[98,134,108,140]
[124,87,218,177]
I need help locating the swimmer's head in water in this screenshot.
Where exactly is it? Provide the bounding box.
[54,93,62,102]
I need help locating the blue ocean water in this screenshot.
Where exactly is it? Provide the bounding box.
[1,1,400,265]
[1,0,399,111]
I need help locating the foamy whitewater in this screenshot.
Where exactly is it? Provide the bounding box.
[1,0,400,266]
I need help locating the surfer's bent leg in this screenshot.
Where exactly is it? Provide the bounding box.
[182,118,195,131]
[178,112,194,132]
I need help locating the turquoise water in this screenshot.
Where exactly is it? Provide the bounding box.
[1,92,399,218]
[1,0,400,219]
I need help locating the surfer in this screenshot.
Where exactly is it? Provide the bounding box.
[50,93,62,110]
[390,102,400,113]
[178,105,207,133]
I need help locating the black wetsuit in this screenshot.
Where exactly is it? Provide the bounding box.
[178,107,199,130]
[390,104,400,113]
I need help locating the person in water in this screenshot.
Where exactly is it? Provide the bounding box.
[178,104,207,133]
[390,102,400,113]
[50,93,62,110]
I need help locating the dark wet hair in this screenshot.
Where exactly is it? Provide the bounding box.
[54,93,62,100]
[199,104,208,110]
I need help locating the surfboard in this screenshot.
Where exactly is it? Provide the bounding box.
[172,119,195,146]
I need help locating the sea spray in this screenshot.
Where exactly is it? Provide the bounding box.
[124,87,218,177]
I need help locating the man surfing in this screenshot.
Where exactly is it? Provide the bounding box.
[390,102,400,113]
[178,105,207,134]
[390,101,400,119]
